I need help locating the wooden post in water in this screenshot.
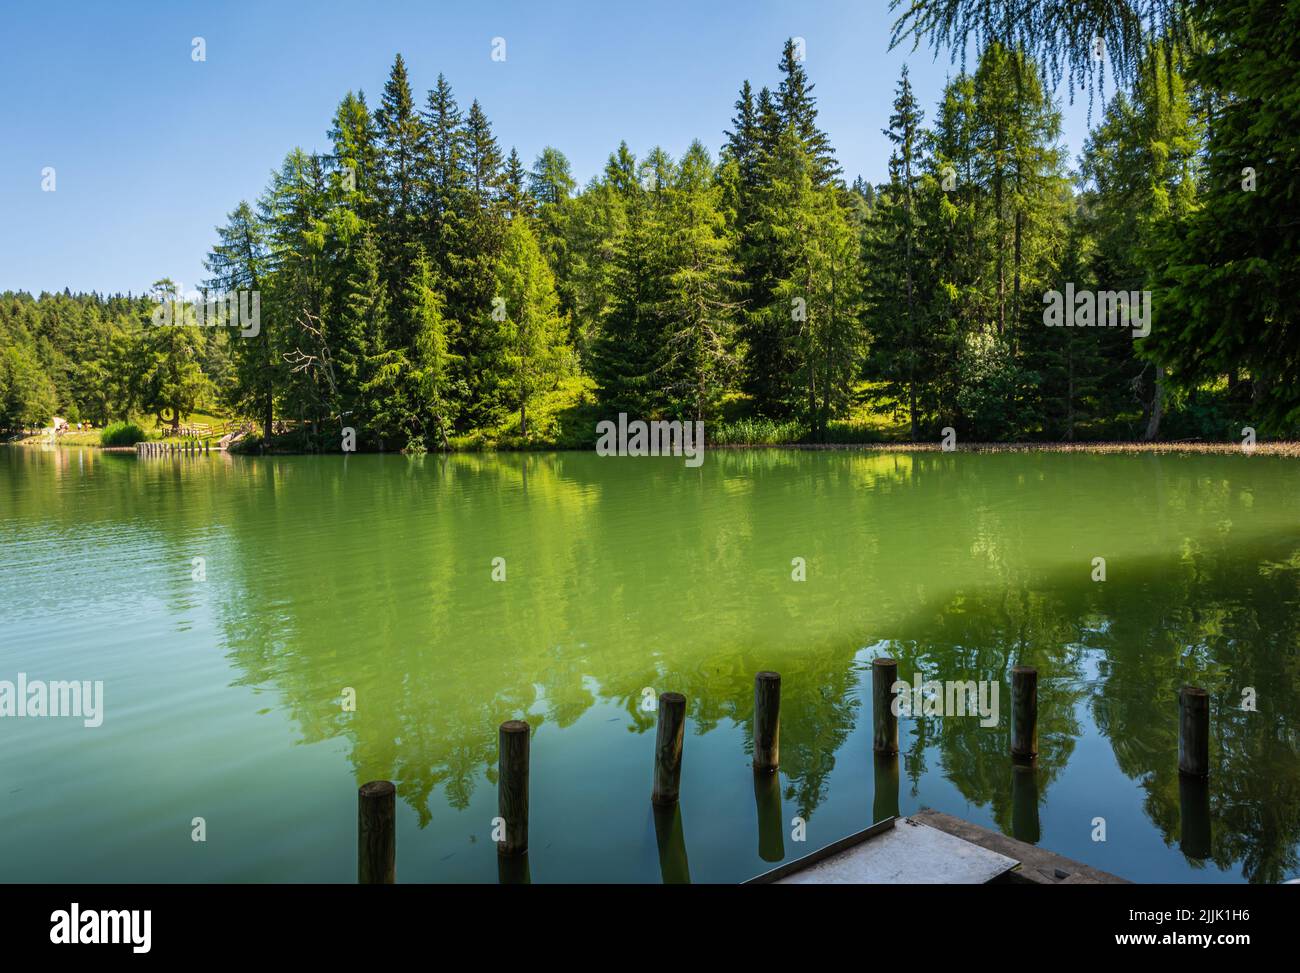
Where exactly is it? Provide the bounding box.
[1011,665,1038,761]
[1178,686,1209,777]
[497,720,530,856]
[872,657,898,754]
[753,671,781,772]
[651,692,686,805]
[357,779,395,884]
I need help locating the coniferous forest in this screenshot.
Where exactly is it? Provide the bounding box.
[3,0,1298,450]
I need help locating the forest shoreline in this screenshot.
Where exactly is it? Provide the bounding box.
[9,438,1299,457]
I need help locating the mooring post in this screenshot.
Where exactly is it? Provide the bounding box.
[1178,686,1209,777]
[498,720,530,856]
[357,779,396,884]
[872,657,898,754]
[651,692,686,805]
[1011,665,1038,761]
[753,671,781,772]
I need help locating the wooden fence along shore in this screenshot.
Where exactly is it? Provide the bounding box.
[354,661,1212,884]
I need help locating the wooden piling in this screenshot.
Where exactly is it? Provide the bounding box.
[651,692,686,805]
[497,720,530,855]
[872,657,898,754]
[357,779,395,884]
[1011,665,1038,761]
[496,852,531,884]
[1178,686,1209,777]
[753,671,781,772]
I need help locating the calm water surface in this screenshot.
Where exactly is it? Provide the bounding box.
[1,445,1298,882]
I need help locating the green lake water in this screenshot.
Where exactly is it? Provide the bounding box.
[1,444,1298,883]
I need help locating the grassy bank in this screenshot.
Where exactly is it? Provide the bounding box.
[13,380,1290,457]
[10,410,230,449]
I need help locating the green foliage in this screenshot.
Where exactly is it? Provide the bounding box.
[955,338,1041,440]
[99,421,146,446]
[491,217,571,437]
[14,25,1297,449]
[1147,0,1300,430]
[0,340,58,429]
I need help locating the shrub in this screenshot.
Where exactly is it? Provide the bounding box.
[99,421,146,446]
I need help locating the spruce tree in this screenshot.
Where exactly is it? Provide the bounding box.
[491,217,571,436]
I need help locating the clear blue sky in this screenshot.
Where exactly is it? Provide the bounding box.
[0,0,1097,296]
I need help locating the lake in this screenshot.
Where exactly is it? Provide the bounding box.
[1,445,1298,883]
